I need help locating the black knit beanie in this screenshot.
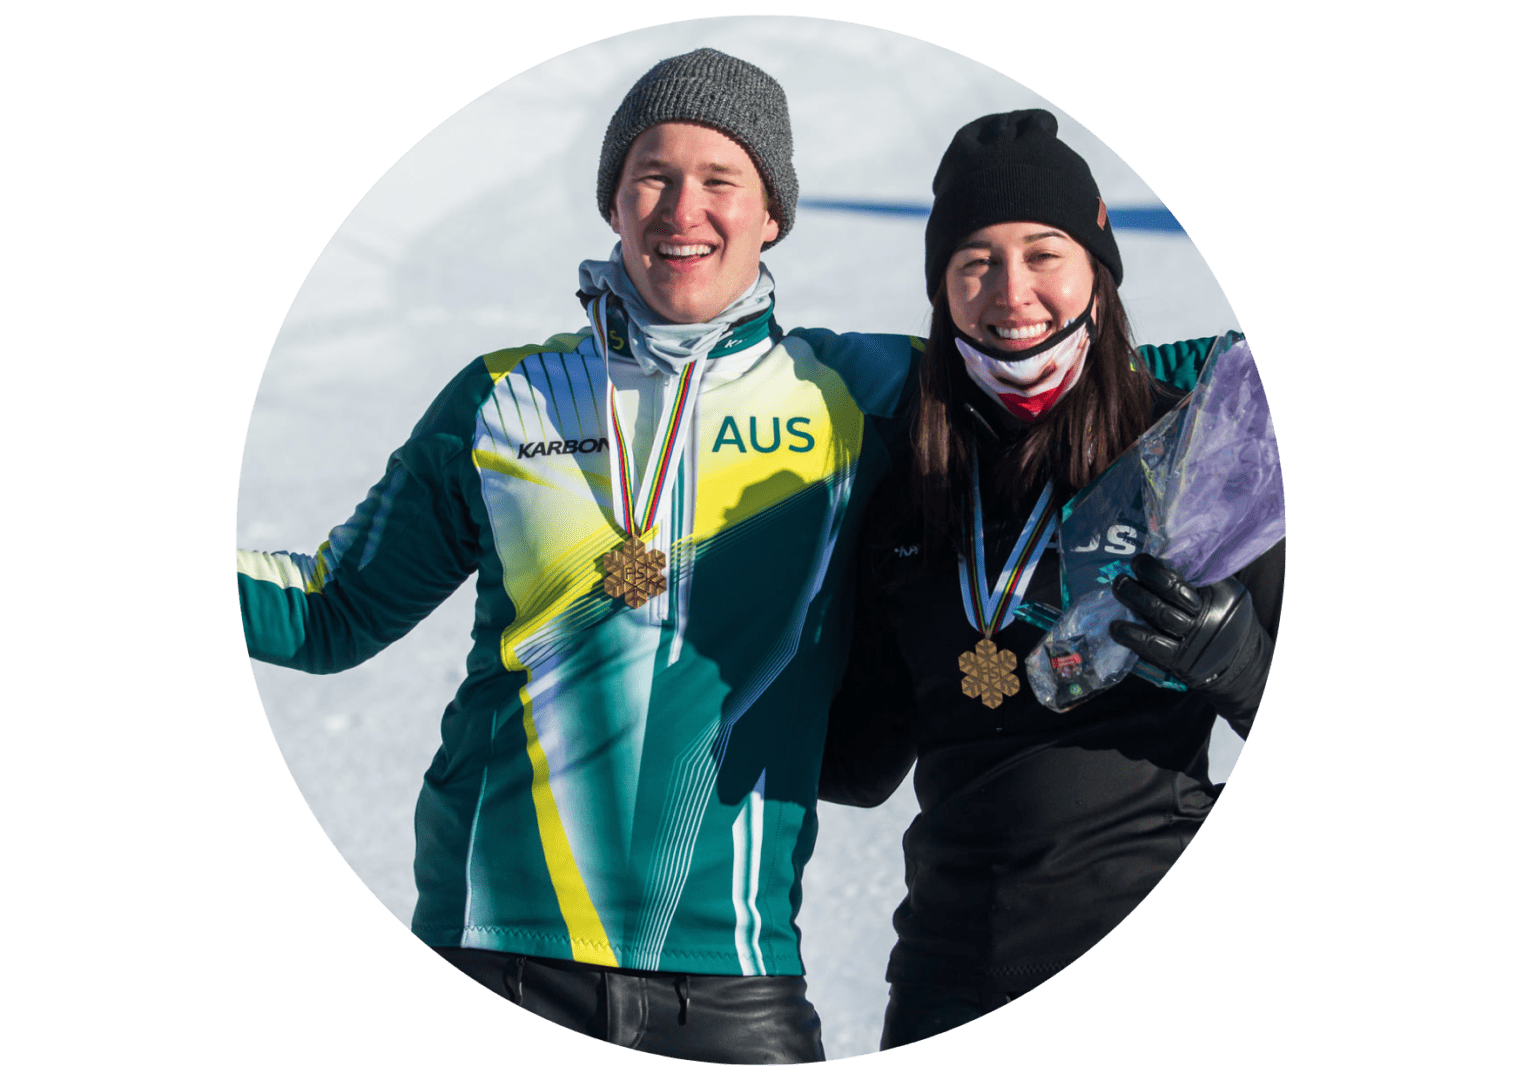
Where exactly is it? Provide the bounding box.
[597,48,798,248]
[924,109,1123,298]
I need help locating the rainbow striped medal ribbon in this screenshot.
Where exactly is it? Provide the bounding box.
[956,450,1059,708]
[590,295,706,611]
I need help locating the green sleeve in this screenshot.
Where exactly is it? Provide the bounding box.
[782,327,922,418]
[237,363,490,674]
[1137,336,1220,391]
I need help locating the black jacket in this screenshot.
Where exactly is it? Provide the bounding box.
[820,369,1285,994]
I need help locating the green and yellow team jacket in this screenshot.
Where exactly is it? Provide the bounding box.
[239,309,917,976]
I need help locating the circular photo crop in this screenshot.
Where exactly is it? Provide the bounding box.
[237,14,1282,1062]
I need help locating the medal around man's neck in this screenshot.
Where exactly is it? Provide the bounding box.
[602,533,667,609]
[590,294,705,614]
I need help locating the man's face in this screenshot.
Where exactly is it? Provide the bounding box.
[608,122,780,324]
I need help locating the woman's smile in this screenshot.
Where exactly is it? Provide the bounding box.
[991,320,1052,346]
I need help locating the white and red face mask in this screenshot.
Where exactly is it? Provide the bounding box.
[954,297,1094,422]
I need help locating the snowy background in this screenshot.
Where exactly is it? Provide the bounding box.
[237,17,1243,1059]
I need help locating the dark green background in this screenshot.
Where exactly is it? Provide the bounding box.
[8,0,1509,1076]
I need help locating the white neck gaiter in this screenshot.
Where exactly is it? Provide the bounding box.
[955,295,1094,422]
[578,243,776,378]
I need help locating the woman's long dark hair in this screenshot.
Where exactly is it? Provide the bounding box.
[912,257,1159,561]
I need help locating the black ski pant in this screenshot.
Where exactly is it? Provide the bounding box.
[435,947,826,1064]
[880,982,1013,1050]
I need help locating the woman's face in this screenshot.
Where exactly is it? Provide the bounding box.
[945,222,1095,357]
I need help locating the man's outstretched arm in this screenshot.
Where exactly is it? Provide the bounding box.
[240,376,484,674]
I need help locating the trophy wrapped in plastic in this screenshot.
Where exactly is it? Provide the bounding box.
[1024,334,1285,712]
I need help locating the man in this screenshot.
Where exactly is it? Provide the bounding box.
[238,48,915,1063]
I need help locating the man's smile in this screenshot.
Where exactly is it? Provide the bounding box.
[655,241,716,261]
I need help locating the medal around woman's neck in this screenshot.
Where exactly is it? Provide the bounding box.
[957,450,1059,707]
[589,294,706,610]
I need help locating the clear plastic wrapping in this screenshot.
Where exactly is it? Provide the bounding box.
[1025,335,1285,712]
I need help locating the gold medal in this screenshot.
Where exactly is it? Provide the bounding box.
[601,534,668,609]
[958,636,1022,708]
[588,294,707,618]
[956,448,1059,711]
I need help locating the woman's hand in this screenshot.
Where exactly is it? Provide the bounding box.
[1109,554,1273,721]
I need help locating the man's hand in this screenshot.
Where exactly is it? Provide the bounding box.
[1110,553,1272,720]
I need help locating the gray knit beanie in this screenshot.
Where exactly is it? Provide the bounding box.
[597,48,798,248]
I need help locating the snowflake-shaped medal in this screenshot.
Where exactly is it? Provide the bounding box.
[602,535,668,609]
[958,637,1021,708]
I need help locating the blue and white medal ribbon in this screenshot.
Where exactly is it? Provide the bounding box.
[956,448,1059,707]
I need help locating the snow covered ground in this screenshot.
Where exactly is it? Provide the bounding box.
[238,17,1244,1060]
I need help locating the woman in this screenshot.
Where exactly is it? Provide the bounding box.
[819,110,1284,1049]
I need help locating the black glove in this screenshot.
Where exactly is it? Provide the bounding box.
[1110,553,1273,721]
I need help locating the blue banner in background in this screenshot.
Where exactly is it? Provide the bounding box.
[798,198,1185,234]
